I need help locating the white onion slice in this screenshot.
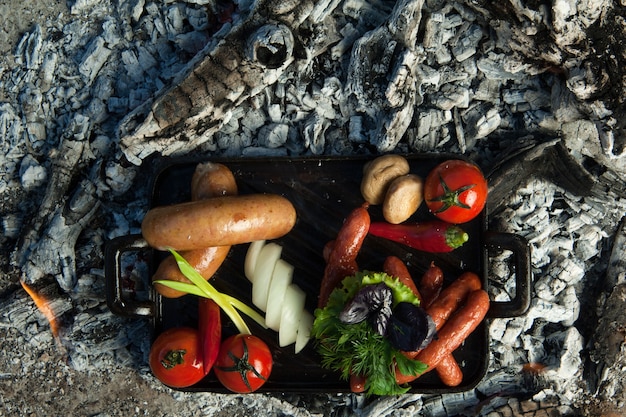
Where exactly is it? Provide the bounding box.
[265,259,293,331]
[251,242,282,312]
[279,284,306,347]
[295,310,313,354]
[244,240,266,282]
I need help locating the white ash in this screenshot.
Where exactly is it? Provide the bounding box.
[1,0,626,415]
[18,154,48,190]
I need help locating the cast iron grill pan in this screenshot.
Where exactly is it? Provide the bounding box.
[106,154,531,394]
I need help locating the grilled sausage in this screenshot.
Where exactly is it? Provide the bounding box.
[383,255,422,302]
[420,263,464,386]
[419,261,444,308]
[349,372,367,393]
[318,203,370,308]
[190,162,238,200]
[152,162,238,298]
[435,354,464,387]
[397,289,490,384]
[142,194,297,251]
[385,256,463,387]
[401,271,482,360]
[425,271,482,330]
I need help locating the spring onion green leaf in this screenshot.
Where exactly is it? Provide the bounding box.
[153,280,267,330]
[157,249,267,335]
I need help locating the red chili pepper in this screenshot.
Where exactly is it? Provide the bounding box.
[368,220,468,253]
[198,298,221,375]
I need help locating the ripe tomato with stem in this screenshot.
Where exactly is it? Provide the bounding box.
[424,160,488,224]
[214,334,273,393]
[149,327,205,388]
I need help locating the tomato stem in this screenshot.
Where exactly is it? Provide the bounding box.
[216,337,267,392]
[428,174,475,213]
[161,349,187,369]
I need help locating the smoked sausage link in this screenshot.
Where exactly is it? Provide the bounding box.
[190,162,238,200]
[419,262,444,308]
[383,255,422,302]
[402,271,482,360]
[425,271,482,330]
[142,194,297,251]
[396,289,490,384]
[318,204,370,308]
[152,162,238,298]
[435,354,464,387]
[387,257,463,387]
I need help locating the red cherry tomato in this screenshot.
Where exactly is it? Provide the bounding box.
[214,334,273,393]
[149,327,204,388]
[424,160,488,224]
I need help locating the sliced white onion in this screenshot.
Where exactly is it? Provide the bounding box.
[244,240,311,353]
[295,310,313,354]
[279,284,306,347]
[265,259,293,331]
[251,242,282,312]
[244,240,266,282]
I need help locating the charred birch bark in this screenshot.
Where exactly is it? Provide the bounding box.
[344,0,424,152]
[118,0,343,164]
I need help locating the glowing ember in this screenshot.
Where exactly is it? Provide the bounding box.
[20,281,61,341]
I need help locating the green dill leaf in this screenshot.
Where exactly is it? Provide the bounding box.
[337,333,351,345]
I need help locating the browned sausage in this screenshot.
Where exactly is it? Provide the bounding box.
[152,162,238,298]
[318,203,370,308]
[142,194,297,251]
[383,255,422,302]
[419,261,444,308]
[190,162,238,200]
[425,271,482,330]
[425,265,465,387]
[435,354,463,387]
[396,289,490,384]
[402,271,482,362]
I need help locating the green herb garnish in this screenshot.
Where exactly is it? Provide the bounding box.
[311,271,428,396]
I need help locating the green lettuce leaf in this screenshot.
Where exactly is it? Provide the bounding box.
[360,270,421,306]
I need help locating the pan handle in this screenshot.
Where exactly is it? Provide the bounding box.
[484,231,532,318]
[105,234,155,318]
